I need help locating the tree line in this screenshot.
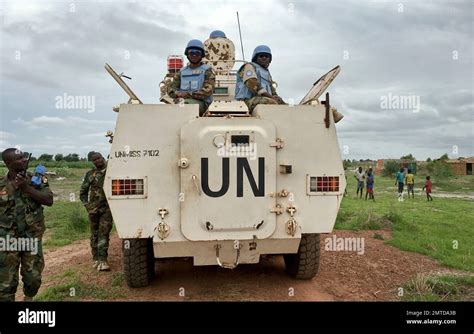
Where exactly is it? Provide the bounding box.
[25,151,98,162]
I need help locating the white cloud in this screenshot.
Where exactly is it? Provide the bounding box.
[0,131,16,140]
[82,132,108,138]
[12,115,114,129]
[32,116,65,124]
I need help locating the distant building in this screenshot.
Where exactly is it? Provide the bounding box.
[445,157,474,176]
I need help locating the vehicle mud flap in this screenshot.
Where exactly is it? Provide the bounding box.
[215,242,242,269]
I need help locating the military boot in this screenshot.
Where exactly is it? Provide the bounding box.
[97,261,110,271]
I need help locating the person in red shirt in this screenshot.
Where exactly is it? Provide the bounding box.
[422,176,433,201]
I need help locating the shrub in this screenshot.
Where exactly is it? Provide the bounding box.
[426,161,453,178]
[382,160,399,177]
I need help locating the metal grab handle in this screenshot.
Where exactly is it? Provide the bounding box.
[324,92,330,128]
[192,175,201,196]
[215,244,241,269]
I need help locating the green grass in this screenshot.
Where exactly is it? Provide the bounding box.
[43,201,90,248]
[111,272,125,288]
[373,233,385,240]
[42,168,118,248]
[35,269,125,301]
[401,274,474,301]
[0,161,93,174]
[434,175,474,192]
[30,161,94,169]
[339,174,474,272]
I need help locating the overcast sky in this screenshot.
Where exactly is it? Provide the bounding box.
[0,0,472,160]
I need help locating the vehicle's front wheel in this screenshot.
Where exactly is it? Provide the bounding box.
[284,233,320,279]
[123,238,155,287]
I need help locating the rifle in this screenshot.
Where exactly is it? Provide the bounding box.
[20,153,32,177]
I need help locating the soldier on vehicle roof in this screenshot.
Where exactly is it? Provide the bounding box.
[167,39,216,116]
[235,45,286,112]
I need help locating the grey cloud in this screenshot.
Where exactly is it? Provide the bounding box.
[1,2,189,83]
[1,0,472,160]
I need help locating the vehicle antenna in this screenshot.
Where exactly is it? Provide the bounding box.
[236,11,245,61]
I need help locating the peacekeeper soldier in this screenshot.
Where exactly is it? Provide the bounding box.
[80,152,113,271]
[235,45,286,112]
[167,39,216,116]
[0,148,53,301]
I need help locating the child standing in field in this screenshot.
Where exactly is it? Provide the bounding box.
[365,168,375,201]
[422,176,433,201]
[354,167,365,198]
[395,168,405,198]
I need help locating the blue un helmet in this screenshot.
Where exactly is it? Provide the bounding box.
[31,164,47,186]
[252,45,272,62]
[209,30,226,38]
[184,39,205,56]
[35,165,46,175]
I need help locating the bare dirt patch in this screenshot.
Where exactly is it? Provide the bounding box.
[17,230,453,301]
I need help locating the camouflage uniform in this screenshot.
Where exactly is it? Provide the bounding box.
[159,74,175,104]
[80,167,113,263]
[0,174,51,301]
[237,63,285,112]
[167,64,216,116]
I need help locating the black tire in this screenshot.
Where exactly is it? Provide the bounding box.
[147,240,156,280]
[284,233,320,279]
[123,238,155,287]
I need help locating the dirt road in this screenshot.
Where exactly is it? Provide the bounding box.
[18,230,451,301]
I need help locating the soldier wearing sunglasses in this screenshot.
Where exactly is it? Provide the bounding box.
[235,45,286,112]
[168,39,216,116]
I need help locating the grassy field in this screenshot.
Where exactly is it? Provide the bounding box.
[2,163,473,300]
[339,174,474,272]
[35,269,125,301]
[2,163,473,272]
[39,168,92,247]
[43,201,90,247]
[401,273,474,301]
[434,176,474,193]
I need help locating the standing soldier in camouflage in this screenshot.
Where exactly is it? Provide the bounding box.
[80,152,113,271]
[235,45,286,112]
[0,148,53,301]
[167,39,216,116]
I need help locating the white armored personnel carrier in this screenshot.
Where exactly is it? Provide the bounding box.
[104,34,345,287]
